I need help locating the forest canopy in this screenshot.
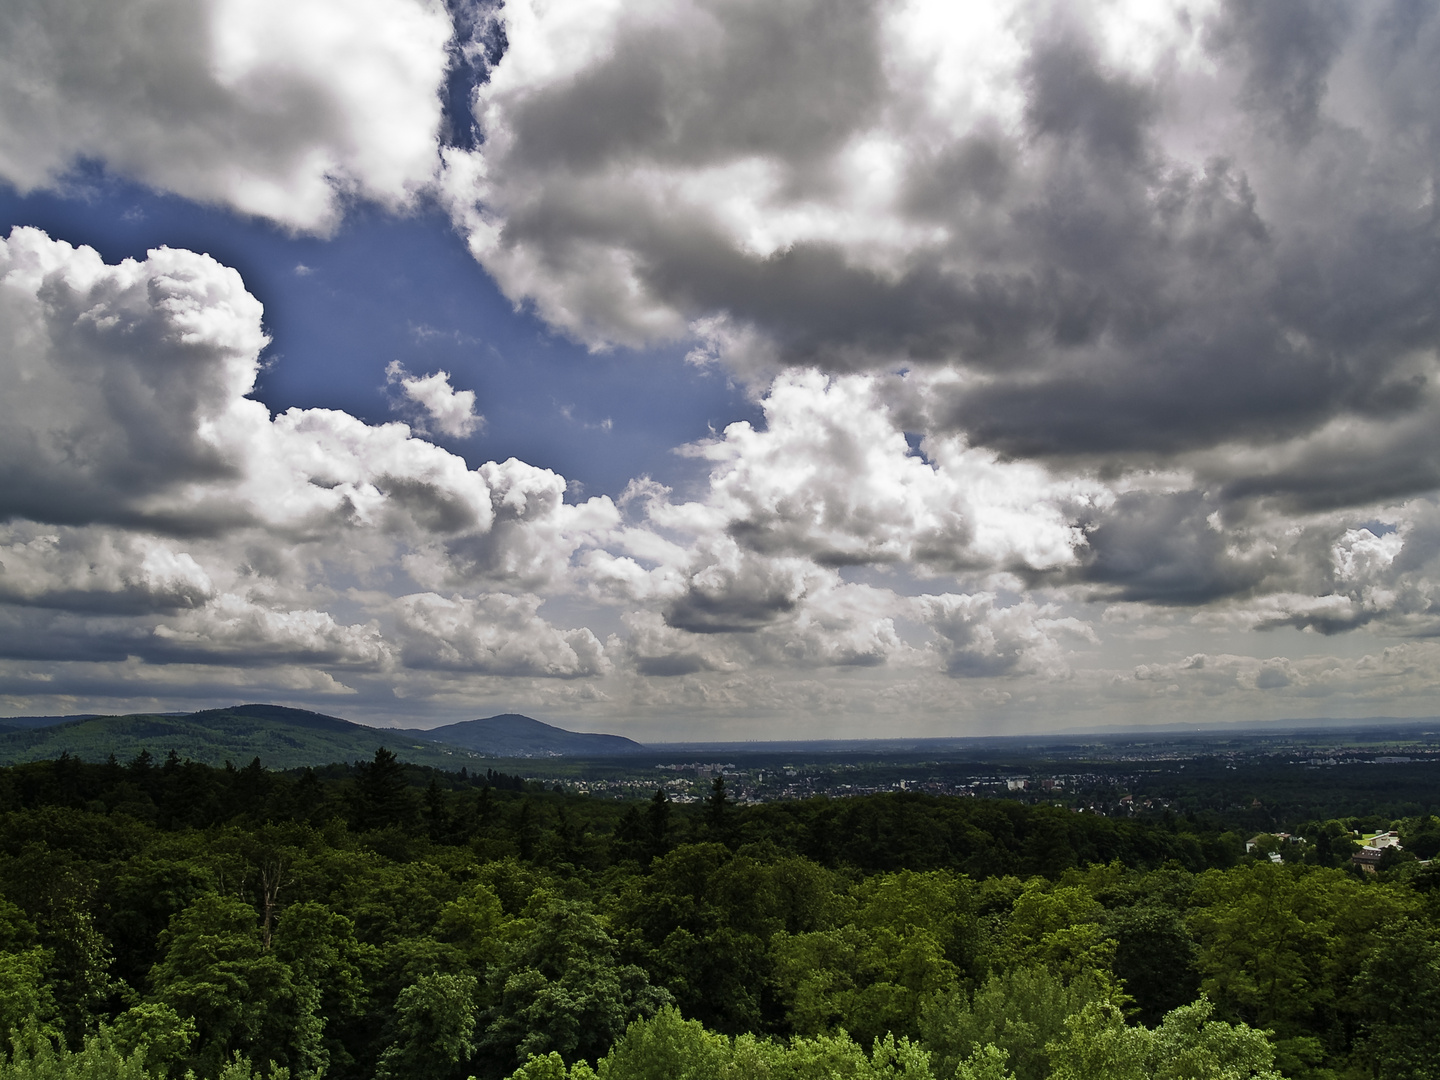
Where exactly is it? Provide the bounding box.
[0,750,1435,1080]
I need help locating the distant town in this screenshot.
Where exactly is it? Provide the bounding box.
[500,728,1440,830]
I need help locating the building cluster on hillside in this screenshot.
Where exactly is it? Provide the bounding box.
[1351,830,1402,873]
[1245,832,1297,863]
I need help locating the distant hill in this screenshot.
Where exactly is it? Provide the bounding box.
[0,704,645,768]
[0,704,489,770]
[394,713,647,757]
[0,714,103,730]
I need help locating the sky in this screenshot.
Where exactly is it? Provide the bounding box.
[2,0,1440,740]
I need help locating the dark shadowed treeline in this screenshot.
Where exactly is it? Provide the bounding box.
[0,750,1436,1080]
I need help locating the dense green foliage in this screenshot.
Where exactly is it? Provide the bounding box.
[0,751,1436,1080]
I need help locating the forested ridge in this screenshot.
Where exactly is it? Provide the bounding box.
[0,750,1436,1080]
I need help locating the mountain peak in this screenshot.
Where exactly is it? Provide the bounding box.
[410,713,646,756]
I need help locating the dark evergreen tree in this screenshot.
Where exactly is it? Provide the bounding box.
[424,778,449,841]
[611,805,647,865]
[352,748,414,831]
[516,801,539,862]
[233,757,271,817]
[476,786,498,831]
[1106,904,1200,1026]
[705,776,731,842]
[644,789,672,863]
[286,766,328,824]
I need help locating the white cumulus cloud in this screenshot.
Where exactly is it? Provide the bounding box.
[386,360,486,438]
[0,227,618,707]
[0,0,452,232]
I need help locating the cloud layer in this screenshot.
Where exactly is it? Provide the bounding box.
[5,1,1440,731]
[0,229,1139,722]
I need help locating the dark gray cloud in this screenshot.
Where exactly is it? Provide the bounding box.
[1208,0,1351,144]
[1076,491,1273,604]
[498,0,884,174]
[0,608,154,663]
[664,550,808,634]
